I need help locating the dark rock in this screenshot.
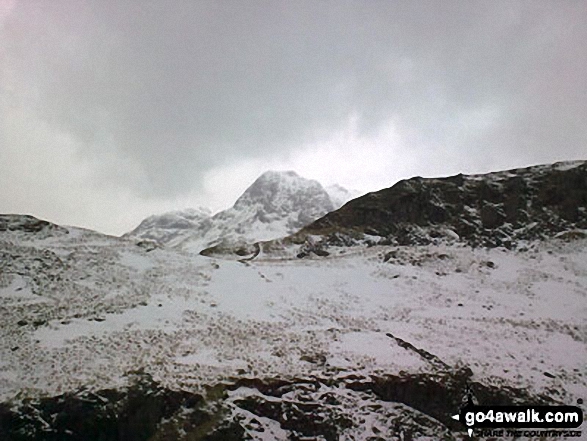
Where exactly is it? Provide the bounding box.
[300,353,327,365]
[0,372,557,441]
[480,204,506,229]
[234,247,249,256]
[203,420,245,441]
[294,161,587,248]
[234,393,352,441]
[0,373,215,441]
[135,240,159,252]
[0,215,67,235]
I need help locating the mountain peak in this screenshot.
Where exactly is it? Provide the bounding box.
[234,170,330,211]
[127,170,357,252]
[325,184,362,209]
[258,170,300,180]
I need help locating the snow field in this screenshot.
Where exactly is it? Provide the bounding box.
[0,230,585,411]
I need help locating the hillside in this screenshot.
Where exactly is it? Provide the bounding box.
[1,161,585,440]
[291,160,587,250]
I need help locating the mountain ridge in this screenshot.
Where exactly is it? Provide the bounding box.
[288,159,587,251]
[126,170,356,252]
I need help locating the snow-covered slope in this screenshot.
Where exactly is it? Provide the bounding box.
[2,161,586,439]
[127,171,352,254]
[1,211,586,439]
[125,207,212,245]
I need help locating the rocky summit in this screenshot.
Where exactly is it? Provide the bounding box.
[295,160,587,249]
[127,170,356,253]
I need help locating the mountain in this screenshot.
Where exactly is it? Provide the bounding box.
[284,160,587,253]
[127,171,353,253]
[0,214,69,237]
[1,160,586,439]
[125,207,211,245]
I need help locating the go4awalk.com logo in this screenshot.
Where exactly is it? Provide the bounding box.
[452,402,583,438]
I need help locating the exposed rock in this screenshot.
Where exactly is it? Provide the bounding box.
[0,215,68,236]
[0,373,210,441]
[480,203,506,229]
[0,369,557,440]
[295,160,587,248]
[135,240,159,252]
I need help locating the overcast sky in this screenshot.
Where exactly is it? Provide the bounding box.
[1,1,585,235]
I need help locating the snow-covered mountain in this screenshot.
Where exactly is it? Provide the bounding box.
[127,170,356,253]
[125,207,212,245]
[1,210,585,439]
[1,160,586,440]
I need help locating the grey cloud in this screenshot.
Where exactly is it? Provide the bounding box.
[1,0,585,202]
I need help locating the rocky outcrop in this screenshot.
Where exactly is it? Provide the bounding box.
[0,215,68,237]
[0,372,248,441]
[0,370,554,440]
[0,373,207,441]
[297,161,587,248]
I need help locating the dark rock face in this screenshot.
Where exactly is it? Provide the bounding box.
[0,374,213,441]
[0,215,68,236]
[299,161,587,247]
[229,369,551,440]
[0,371,555,441]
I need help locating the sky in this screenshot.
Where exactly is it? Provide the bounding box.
[1,1,586,235]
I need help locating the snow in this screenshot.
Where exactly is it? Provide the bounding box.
[118,251,155,272]
[325,184,362,209]
[0,275,35,300]
[175,349,248,370]
[35,299,192,348]
[0,227,585,415]
[552,160,585,171]
[328,331,428,369]
[204,261,285,322]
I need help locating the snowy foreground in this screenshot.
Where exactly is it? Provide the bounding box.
[0,224,585,439]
